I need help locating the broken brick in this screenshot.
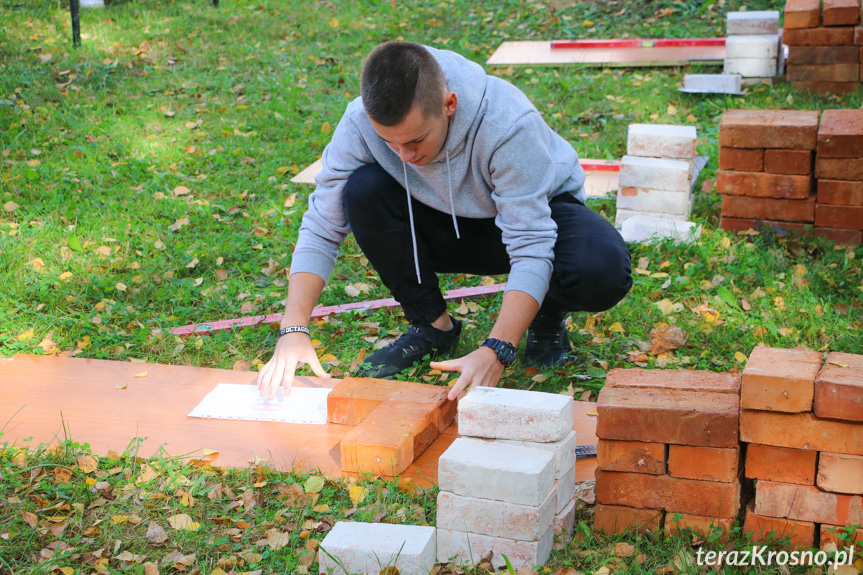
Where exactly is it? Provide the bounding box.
[817,452,863,495]
[754,481,863,525]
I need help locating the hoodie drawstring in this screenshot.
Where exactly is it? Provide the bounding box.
[403,162,422,284]
[403,150,461,285]
[446,148,460,240]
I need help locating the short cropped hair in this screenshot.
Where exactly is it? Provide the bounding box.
[361,41,446,126]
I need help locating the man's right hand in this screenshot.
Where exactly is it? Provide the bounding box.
[255,332,330,400]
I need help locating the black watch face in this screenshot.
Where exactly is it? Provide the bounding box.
[499,345,517,365]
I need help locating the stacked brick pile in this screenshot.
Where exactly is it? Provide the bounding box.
[740,348,863,548]
[436,387,576,569]
[616,124,698,228]
[718,109,819,235]
[784,0,862,93]
[815,110,863,244]
[594,369,743,539]
[718,109,863,245]
[724,11,784,79]
[329,378,456,476]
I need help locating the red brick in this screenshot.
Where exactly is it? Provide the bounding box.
[815,204,863,230]
[605,368,740,394]
[817,110,863,158]
[327,377,455,431]
[745,444,817,484]
[665,514,734,542]
[857,25,863,43]
[717,170,813,199]
[596,439,666,475]
[814,351,863,421]
[340,402,438,476]
[784,26,856,45]
[818,452,863,495]
[667,445,739,483]
[754,481,863,525]
[596,386,739,448]
[790,80,860,94]
[740,410,863,455]
[821,524,863,549]
[823,0,862,26]
[763,149,814,175]
[719,147,764,172]
[593,504,663,535]
[741,347,822,413]
[818,180,863,205]
[743,506,817,548]
[788,45,860,64]
[787,63,860,82]
[720,217,810,235]
[784,0,821,29]
[817,157,863,181]
[815,227,863,244]
[719,109,820,150]
[595,470,741,518]
[721,195,816,222]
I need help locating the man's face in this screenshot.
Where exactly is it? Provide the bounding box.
[369,92,458,167]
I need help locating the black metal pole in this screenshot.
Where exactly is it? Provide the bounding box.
[70,0,81,47]
[213,0,218,6]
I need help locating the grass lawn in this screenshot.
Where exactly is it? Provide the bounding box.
[1,0,862,573]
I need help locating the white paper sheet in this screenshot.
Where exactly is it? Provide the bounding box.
[188,383,332,424]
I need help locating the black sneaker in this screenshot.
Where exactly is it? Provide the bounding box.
[357,316,462,378]
[525,315,572,367]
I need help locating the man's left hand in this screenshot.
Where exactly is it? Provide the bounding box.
[430,346,504,401]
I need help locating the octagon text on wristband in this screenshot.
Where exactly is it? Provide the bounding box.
[278,326,310,338]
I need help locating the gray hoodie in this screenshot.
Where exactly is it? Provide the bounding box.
[290,46,587,306]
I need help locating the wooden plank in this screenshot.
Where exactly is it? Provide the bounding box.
[0,354,598,484]
[487,41,726,67]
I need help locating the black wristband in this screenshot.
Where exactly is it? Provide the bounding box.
[278,326,310,338]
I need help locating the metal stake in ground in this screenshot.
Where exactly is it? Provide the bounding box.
[70,0,81,47]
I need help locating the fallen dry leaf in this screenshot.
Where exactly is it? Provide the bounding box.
[648,323,687,355]
[167,514,200,532]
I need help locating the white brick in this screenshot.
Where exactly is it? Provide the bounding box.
[457,387,573,443]
[615,209,689,228]
[723,57,778,78]
[619,214,702,244]
[79,0,105,6]
[554,499,576,538]
[725,35,780,60]
[627,124,697,159]
[438,438,555,506]
[437,527,553,569]
[436,489,555,541]
[619,156,690,193]
[683,74,743,94]
[319,522,436,575]
[554,465,576,514]
[726,11,780,35]
[617,187,692,216]
[497,430,577,479]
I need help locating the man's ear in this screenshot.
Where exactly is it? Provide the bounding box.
[443,91,458,117]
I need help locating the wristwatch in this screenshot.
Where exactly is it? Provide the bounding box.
[482,338,517,367]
